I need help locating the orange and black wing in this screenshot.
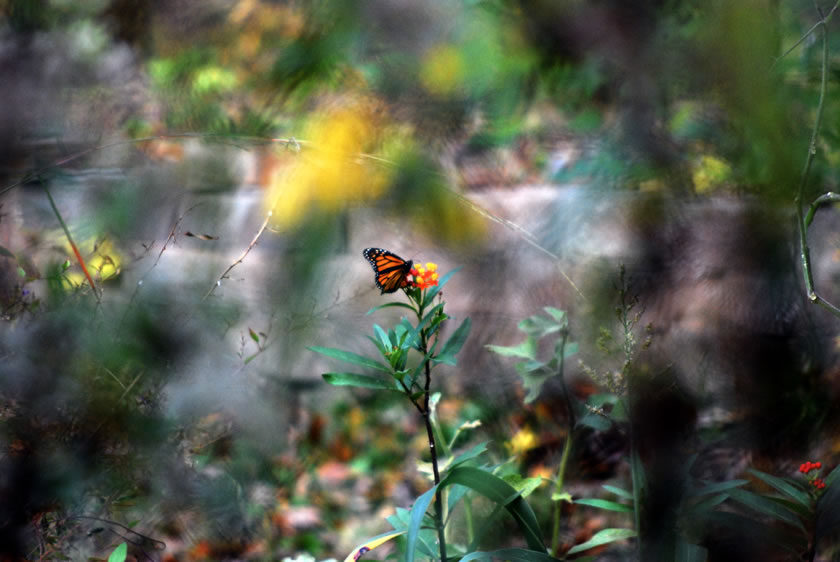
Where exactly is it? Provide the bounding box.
[363,248,413,294]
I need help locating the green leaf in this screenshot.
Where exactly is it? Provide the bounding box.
[366,301,416,315]
[486,336,536,360]
[308,346,390,373]
[586,393,620,408]
[366,335,387,356]
[435,317,471,365]
[322,372,396,390]
[405,486,438,562]
[447,442,488,470]
[374,324,390,349]
[518,314,562,338]
[567,528,637,555]
[419,303,445,333]
[459,548,561,561]
[345,531,405,562]
[684,492,729,514]
[543,307,567,324]
[107,543,127,562]
[728,488,805,532]
[602,484,634,501]
[575,498,633,513]
[502,474,544,498]
[747,469,810,507]
[518,359,549,373]
[514,361,555,404]
[0,245,15,259]
[248,328,259,343]
[630,449,646,509]
[551,491,573,503]
[690,479,748,497]
[577,412,612,431]
[443,466,546,551]
[824,461,840,488]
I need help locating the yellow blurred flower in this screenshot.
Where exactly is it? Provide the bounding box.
[507,427,538,457]
[267,101,391,229]
[63,237,121,287]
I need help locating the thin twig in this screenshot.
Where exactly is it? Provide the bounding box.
[203,209,273,300]
[795,5,840,317]
[118,203,204,333]
[773,0,840,67]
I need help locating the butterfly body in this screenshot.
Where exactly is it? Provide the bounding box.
[363,248,413,294]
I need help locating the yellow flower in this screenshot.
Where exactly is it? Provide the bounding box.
[507,427,538,456]
[267,99,391,229]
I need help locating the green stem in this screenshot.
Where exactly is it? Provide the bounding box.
[419,327,447,562]
[627,396,643,559]
[796,4,840,318]
[550,432,573,557]
[550,330,573,557]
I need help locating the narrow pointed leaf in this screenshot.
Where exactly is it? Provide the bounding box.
[602,484,634,500]
[366,301,416,315]
[443,466,546,551]
[374,324,390,349]
[690,479,748,497]
[517,313,562,338]
[459,548,560,561]
[342,531,405,562]
[543,307,567,324]
[107,543,128,562]
[567,528,637,555]
[747,469,810,507]
[405,486,438,562]
[486,336,536,360]
[309,346,390,373]
[322,373,396,390]
[728,488,805,532]
[685,493,729,515]
[575,498,632,513]
[824,462,840,488]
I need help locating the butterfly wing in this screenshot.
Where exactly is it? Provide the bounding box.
[363,248,413,294]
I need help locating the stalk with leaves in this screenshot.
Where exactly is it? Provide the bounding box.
[312,256,555,560]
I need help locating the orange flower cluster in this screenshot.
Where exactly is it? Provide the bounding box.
[409,262,439,290]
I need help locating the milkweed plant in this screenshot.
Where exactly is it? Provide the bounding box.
[310,251,554,562]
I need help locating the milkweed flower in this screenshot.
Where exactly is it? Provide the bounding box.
[799,460,828,497]
[409,262,439,290]
[799,461,822,474]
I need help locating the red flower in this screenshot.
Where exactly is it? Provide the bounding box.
[799,461,822,474]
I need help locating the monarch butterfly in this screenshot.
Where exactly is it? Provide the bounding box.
[363,247,413,294]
